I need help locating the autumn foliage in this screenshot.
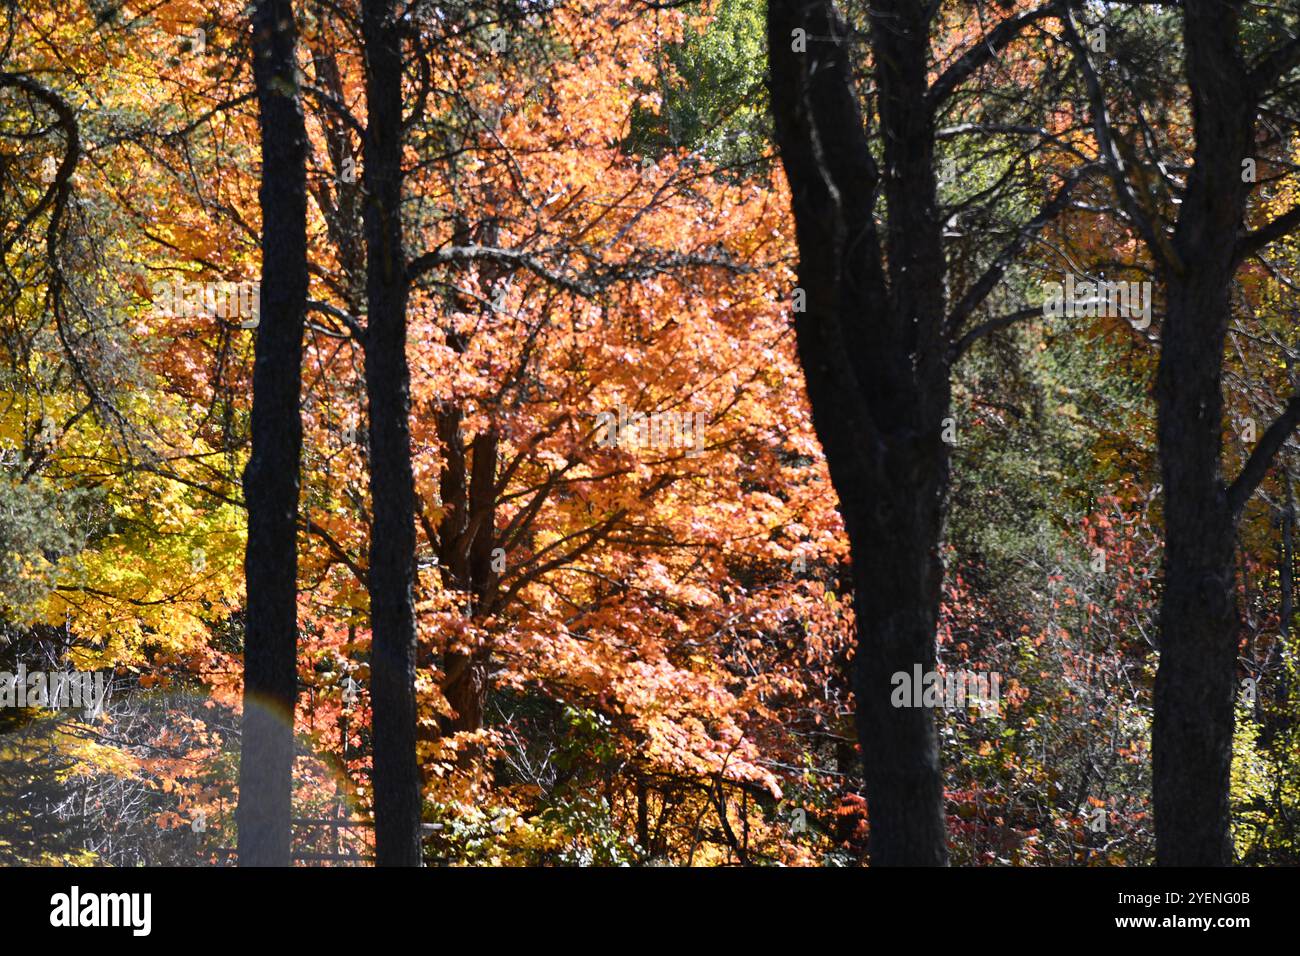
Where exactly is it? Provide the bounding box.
[4,0,1300,867]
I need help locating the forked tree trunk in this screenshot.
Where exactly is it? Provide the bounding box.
[768,0,949,865]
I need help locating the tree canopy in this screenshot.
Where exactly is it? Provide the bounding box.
[1,0,1300,869]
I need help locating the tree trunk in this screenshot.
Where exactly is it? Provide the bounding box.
[1276,476,1293,708]
[1153,277,1240,866]
[767,0,949,865]
[237,0,308,868]
[1152,0,1255,866]
[362,0,422,867]
[440,428,497,734]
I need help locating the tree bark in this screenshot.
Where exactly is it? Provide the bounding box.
[1152,0,1256,866]
[767,0,949,865]
[362,0,422,866]
[1276,475,1293,708]
[437,424,497,736]
[237,0,308,867]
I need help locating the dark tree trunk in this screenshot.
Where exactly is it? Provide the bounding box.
[237,0,308,868]
[1276,476,1293,708]
[362,0,422,867]
[1062,0,1300,866]
[1154,278,1240,866]
[439,427,497,735]
[1152,0,1256,866]
[767,0,949,865]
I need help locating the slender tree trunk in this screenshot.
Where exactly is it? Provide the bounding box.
[439,427,496,735]
[768,0,948,865]
[362,0,421,866]
[1278,475,1293,707]
[237,0,308,867]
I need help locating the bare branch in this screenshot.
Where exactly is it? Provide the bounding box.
[1237,203,1300,263]
[1229,393,1300,517]
[928,1,1064,111]
[1061,4,1181,272]
[950,306,1041,360]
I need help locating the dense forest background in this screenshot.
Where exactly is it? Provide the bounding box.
[2,0,1300,866]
